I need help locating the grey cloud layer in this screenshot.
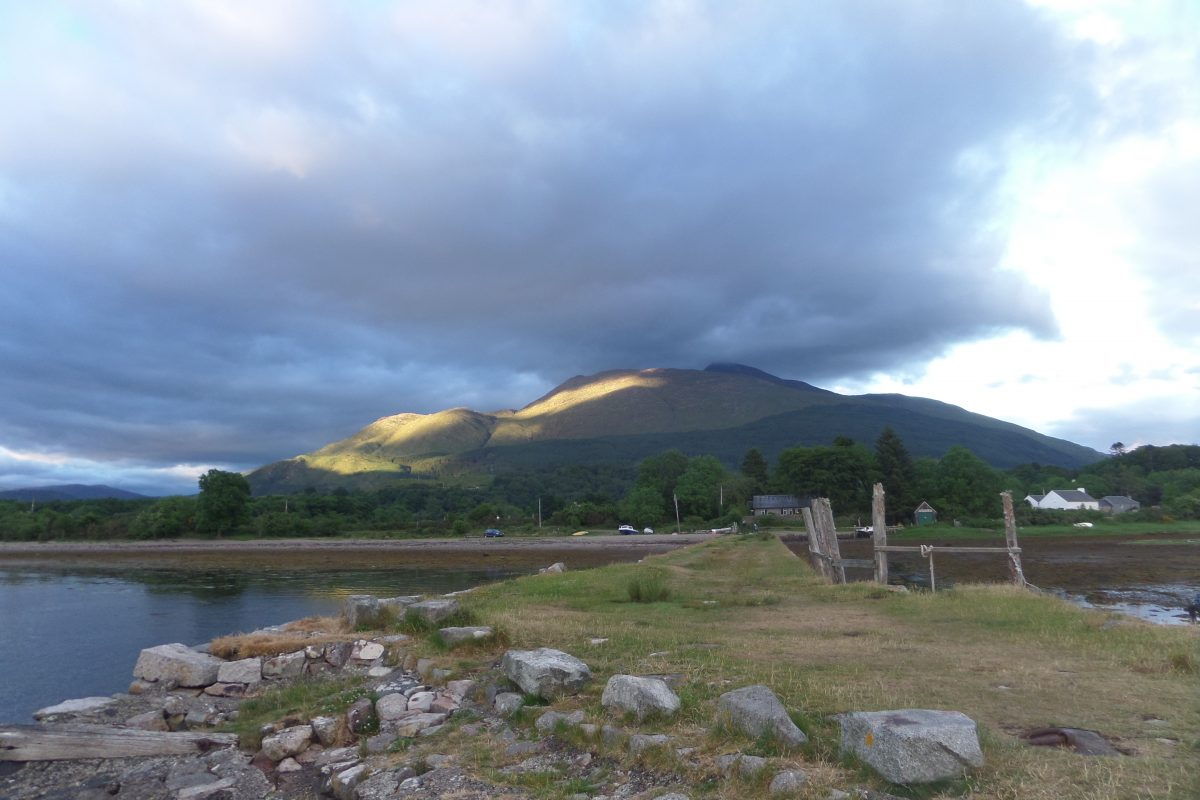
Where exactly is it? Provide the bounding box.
[1,2,1095,485]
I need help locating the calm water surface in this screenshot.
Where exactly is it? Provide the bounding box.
[0,548,637,724]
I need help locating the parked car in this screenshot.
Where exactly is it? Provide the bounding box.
[617,524,638,535]
[643,527,654,535]
[484,528,504,537]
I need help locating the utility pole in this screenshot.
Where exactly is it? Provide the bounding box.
[719,484,724,512]
[673,492,681,533]
[537,496,542,528]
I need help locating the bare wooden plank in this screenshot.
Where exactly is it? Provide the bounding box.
[0,724,237,761]
[871,482,888,585]
[1001,491,1028,587]
[875,545,1022,554]
[815,498,846,584]
[801,506,831,580]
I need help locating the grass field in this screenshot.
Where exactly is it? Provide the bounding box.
[447,535,1197,798]
[237,534,1200,799]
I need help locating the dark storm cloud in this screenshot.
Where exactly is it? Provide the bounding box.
[0,2,1094,489]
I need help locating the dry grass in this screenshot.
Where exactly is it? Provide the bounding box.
[210,615,353,659]
[443,535,1200,800]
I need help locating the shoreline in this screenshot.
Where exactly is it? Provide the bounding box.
[0,532,717,556]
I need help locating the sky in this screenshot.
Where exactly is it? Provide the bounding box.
[1,1,1197,495]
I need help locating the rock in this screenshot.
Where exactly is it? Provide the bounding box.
[505,740,548,757]
[365,732,394,754]
[277,757,303,773]
[407,691,436,712]
[430,695,459,714]
[535,709,587,733]
[343,595,381,628]
[407,598,461,624]
[32,696,117,719]
[379,596,421,615]
[716,685,807,749]
[737,754,768,777]
[354,641,385,661]
[202,682,246,698]
[392,711,447,737]
[415,658,435,678]
[217,657,262,684]
[438,626,494,647]
[580,723,599,737]
[629,733,670,755]
[601,724,626,746]
[769,769,808,794]
[431,667,453,682]
[838,709,984,784]
[311,715,342,746]
[133,643,224,687]
[655,795,691,800]
[539,562,566,574]
[124,709,169,731]
[331,763,370,800]
[376,693,410,720]
[177,778,236,799]
[347,697,377,733]
[184,701,220,728]
[324,641,354,668]
[601,674,681,721]
[827,792,851,800]
[162,695,190,716]
[367,666,394,678]
[261,724,314,761]
[425,753,456,768]
[501,648,592,699]
[446,679,476,699]
[494,692,524,715]
[128,679,156,695]
[262,650,306,679]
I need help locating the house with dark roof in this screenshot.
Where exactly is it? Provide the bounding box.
[1024,493,1046,508]
[1099,495,1140,514]
[750,494,809,516]
[1035,488,1099,510]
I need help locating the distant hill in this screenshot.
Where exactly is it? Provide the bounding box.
[248,364,1103,494]
[0,484,150,502]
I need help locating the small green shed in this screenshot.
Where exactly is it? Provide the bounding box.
[914,500,937,526]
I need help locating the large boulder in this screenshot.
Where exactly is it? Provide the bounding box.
[601,675,680,721]
[716,685,807,748]
[133,643,223,687]
[343,595,381,629]
[262,650,306,679]
[407,598,460,625]
[838,709,984,784]
[261,725,313,762]
[500,648,592,699]
[217,657,262,685]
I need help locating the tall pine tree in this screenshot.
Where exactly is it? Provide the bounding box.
[875,427,916,521]
[740,448,769,494]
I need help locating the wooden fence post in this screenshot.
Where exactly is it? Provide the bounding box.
[872,482,888,585]
[801,506,830,580]
[817,498,846,584]
[1001,491,1027,587]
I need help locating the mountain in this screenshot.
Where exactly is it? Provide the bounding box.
[0,484,149,502]
[247,364,1103,494]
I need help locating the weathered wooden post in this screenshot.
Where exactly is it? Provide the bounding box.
[1000,491,1027,587]
[872,482,888,585]
[801,505,830,580]
[816,498,846,584]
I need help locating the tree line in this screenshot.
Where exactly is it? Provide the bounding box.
[2,439,1197,541]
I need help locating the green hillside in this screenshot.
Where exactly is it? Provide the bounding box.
[247,364,1102,494]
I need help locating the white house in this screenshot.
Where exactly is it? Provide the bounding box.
[1024,493,1045,508]
[1031,488,1100,510]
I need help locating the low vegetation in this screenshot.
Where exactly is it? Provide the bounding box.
[383,535,1199,800]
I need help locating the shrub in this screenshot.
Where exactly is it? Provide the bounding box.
[626,569,670,603]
